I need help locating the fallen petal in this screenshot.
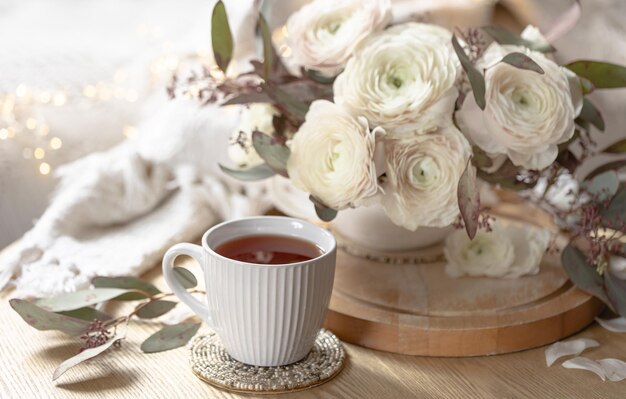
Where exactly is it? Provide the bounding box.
[562,357,606,381]
[545,338,600,366]
[595,317,626,333]
[598,359,626,382]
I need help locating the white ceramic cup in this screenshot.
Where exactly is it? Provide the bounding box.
[162,216,337,366]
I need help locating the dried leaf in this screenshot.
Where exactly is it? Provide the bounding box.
[219,163,276,181]
[309,195,338,222]
[598,359,626,382]
[136,300,178,319]
[53,325,126,381]
[92,276,160,300]
[141,322,201,353]
[561,244,609,304]
[457,159,480,239]
[595,317,626,333]
[452,35,486,110]
[545,338,599,367]
[211,0,233,73]
[173,267,197,289]
[37,288,144,312]
[251,131,290,177]
[57,307,112,322]
[577,98,605,131]
[605,272,626,317]
[562,357,607,381]
[9,299,91,336]
[500,52,544,74]
[482,25,555,53]
[566,60,626,89]
[582,171,619,201]
[602,138,626,154]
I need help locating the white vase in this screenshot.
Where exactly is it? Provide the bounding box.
[267,176,451,253]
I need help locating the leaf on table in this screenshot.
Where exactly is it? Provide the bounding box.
[482,25,555,53]
[219,163,276,182]
[457,159,480,240]
[595,317,626,333]
[605,272,626,317]
[451,35,486,110]
[566,60,626,89]
[582,171,619,201]
[577,98,605,131]
[211,0,233,73]
[57,307,112,322]
[141,322,202,353]
[309,195,338,222]
[173,267,197,289]
[499,52,544,74]
[561,244,610,304]
[52,325,126,381]
[562,357,606,381]
[9,299,91,336]
[251,130,290,177]
[92,276,160,300]
[602,138,626,154]
[136,300,178,319]
[598,359,626,382]
[545,338,599,367]
[36,288,144,312]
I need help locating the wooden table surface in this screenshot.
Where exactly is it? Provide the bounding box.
[0,243,624,399]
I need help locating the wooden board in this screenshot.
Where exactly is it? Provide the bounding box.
[323,201,604,357]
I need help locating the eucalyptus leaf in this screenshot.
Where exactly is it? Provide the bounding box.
[600,188,626,232]
[9,299,91,336]
[602,138,626,154]
[37,288,142,312]
[566,60,626,89]
[262,83,310,122]
[582,171,619,201]
[211,0,233,73]
[173,267,197,289]
[92,276,160,300]
[251,131,290,176]
[457,159,480,239]
[499,52,544,74]
[219,163,276,181]
[605,272,626,317]
[586,160,626,179]
[136,300,178,319]
[304,68,336,85]
[579,76,595,95]
[451,35,486,110]
[482,25,555,53]
[258,13,273,81]
[141,322,201,353]
[561,245,609,304]
[309,195,337,222]
[57,307,112,322]
[578,98,605,131]
[221,91,271,106]
[53,326,126,381]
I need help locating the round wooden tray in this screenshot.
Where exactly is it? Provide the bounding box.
[322,201,604,357]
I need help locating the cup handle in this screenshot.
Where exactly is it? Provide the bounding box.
[162,243,213,328]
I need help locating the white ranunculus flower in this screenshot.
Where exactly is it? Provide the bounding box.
[445,220,551,279]
[228,103,278,168]
[334,22,458,135]
[380,125,471,230]
[286,100,383,210]
[456,26,583,170]
[286,0,391,75]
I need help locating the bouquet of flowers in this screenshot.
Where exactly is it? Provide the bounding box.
[172,0,626,317]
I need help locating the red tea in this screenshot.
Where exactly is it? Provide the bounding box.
[214,235,323,265]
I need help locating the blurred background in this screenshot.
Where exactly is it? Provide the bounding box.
[1,0,624,249]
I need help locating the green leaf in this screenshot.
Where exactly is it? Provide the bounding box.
[452,35,486,110]
[36,288,142,312]
[53,326,125,381]
[482,25,555,53]
[582,171,619,201]
[136,300,178,319]
[251,131,290,177]
[579,76,595,95]
[258,13,272,81]
[262,83,310,122]
[586,160,626,180]
[173,267,197,289]
[57,307,112,322]
[457,159,480,239]
[141,322,201,353]
[561,245,609,304]
[566,60,626,89]
[9,299,91,336]
[602,138,626,154]
[499,52,544,74]
[577,98,605,131]
[309,195,338,222]
[219,163,276,181]
[92,276,160,300]
[211,0,233,73]
[304,68,336,84]
[605,272,626,317]
[221,91,272,106]
[600,187,626,232]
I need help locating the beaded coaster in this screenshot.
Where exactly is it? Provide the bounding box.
[189,329,346,394]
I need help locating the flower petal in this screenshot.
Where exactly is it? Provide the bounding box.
[598,358,626,382]
[562,357,606,381]
[596,317,626,333]
[545,338,599,367]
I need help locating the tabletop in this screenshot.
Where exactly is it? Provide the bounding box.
[0,243,624,399]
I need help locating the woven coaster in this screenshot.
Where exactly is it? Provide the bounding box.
[189,329,346,394]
